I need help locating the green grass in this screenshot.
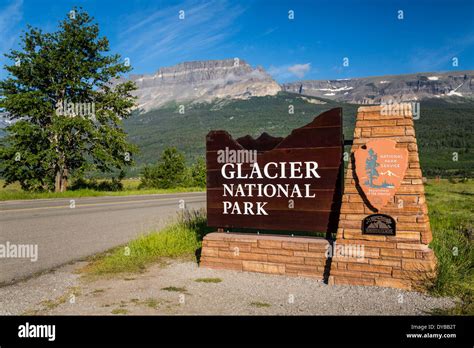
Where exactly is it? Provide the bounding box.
[142,298,162,309]
[425,179,474,314]
[195,278,222,283]
[111,308,128,315]
[250,301,271,308]
[82,209,210,275]
[0,179,204,201]
[161,286,187,293]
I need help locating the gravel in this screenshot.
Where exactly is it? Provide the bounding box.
[0,259,455,315]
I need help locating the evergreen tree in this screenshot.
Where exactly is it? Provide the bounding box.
[0,8,137,191]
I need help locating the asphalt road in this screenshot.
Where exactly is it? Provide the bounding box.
[0,192,206,285]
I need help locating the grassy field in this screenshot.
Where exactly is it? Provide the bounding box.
[83,210,211,275]
[425,179,474,314]
[81,179,473,314]
[0,179,204,201]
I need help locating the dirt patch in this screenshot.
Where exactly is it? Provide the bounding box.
[0,259,456,315]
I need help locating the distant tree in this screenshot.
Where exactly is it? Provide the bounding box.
[140,147,186,189]
[0,8,137,192]
[190,158,206,187]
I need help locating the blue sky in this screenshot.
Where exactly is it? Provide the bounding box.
[0,0,473,82]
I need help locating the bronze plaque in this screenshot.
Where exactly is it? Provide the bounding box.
[206,108,343,234]
[362,214,396,236]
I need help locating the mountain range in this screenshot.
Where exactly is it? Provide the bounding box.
[1,59,473,122]
[121,59,473,108]
[1,59,473,176]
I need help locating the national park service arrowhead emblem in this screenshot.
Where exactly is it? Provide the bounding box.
[354,139,408,210]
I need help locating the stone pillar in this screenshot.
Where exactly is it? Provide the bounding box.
[329,105,437,290]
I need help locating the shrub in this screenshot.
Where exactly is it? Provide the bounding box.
[139,147,186,189]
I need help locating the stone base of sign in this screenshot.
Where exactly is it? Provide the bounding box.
[200,232,329,280]
[328,105,437,291]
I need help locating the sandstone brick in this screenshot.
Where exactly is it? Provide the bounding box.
[380,248,416,258]
[396,215,417,223]
[339,220,363,229]
[305,257,326,266]
[267,254,304,265]
[206,241,229,248]
[405,168,422,178]
[308,243,330,252]
[242,261,285,275]
[357,119,398,127]
[392,231,421,242]
[345,214,370,221]
[285,263,320,274]
[358,106,383,112]
[392,269,436,281]
[402,259,436,271]
[296,270,324,279]
[415,250,436,260]
[329,269,380,279]
[226,243,252,252]
[347,263,392,274]
[421,232,433,245]
[408,143,418,152]
[250,247,293,256]
[332,276,375,286]
[337,239,396,249]
[371,126,406,136]
[354,128,361,138]
[201,260,242,271]
[344,230,387,241]
[375,277,411,290]
[202,256,242,266]
[294,250,327,258]
[348,195,364,203]
[397,243,431,251]
[397,222,429,231]
[341,202,365,213]
[396,119,414,126]
[258,240,282,249]
[361,247,380,258]
[282,241,308,251]
[201,247,219,257]
[369,258,401,267]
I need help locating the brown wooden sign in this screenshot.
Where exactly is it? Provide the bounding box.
[206,108,343,235]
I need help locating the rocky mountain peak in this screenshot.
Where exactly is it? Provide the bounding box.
[128,59,281,111]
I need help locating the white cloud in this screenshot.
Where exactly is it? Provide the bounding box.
[288,63,311,78]
[0,0,22,52]
[268,62,312,81]
[118,0,246,66]
[0,0,23,79]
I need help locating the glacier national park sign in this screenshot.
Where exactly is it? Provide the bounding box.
[205,107,343,235]
[201,104,437,292]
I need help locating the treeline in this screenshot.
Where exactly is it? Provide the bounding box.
[139,147,206,189]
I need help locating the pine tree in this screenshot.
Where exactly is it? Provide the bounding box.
[0,8,137,192]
